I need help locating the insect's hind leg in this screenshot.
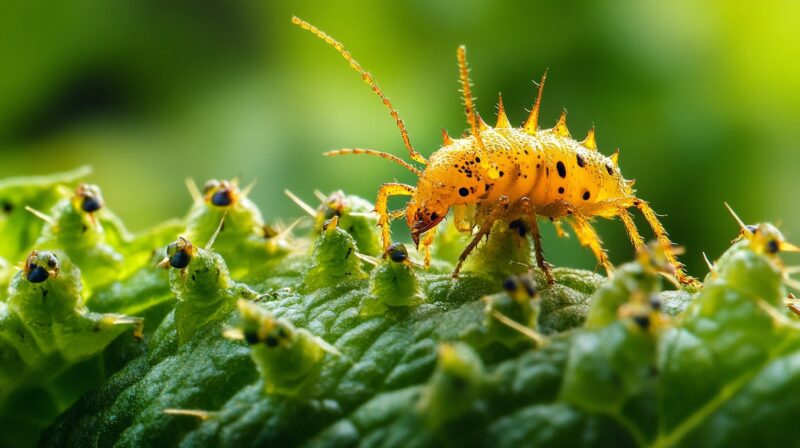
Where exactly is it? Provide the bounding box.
[567,214,614,276]
[453,196,509,277]
[520,198,554,286]
[375,183,415,251]
[634,200,697,285]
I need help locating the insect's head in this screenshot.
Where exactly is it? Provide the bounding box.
[739,223,799,256]
[618,293,665,333]
[502,274,538,302]
[406,199,449,247]
[158,236,195,269]
[24,250,59,283]
[236,300,294,348]
[203,179,240,208]
[383,242,409,263]
[72,183,104,214]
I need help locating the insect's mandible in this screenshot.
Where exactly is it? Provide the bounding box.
[291,17,697,287]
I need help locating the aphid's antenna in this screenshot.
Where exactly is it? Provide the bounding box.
[24,206,56,226]
[291,17,427,165]
[524,69,548,134]
[205,213,227,251]
[355,252,379,266]
[284,190,317,217]
[240,180,257,198]
[785,275,800,293]
[313,190,328,203]
[324,149,422,176]
[185,178,203,205]
[724,202,750,234]
[702,252,716,273]
[274,218,303,241]
[163,409,212,421]
[456,45,488,157]
[489,309,547,346]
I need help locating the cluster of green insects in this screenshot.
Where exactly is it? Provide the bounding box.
[292,16,697,287]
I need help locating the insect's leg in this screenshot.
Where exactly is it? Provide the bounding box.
[453,205,472,232]
[453,197,509,277]
[552,219,569,239]
[521,198,554,285]
[375,183,415,251]
[634,200,696,285]
[568,214,613,276]
[419,226,437,267]
[618,208,646,252]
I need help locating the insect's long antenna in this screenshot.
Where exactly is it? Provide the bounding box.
[25,206,56,226]
[291,17,427,166]
[524,69,548,134]
[205,213,227,251]
[324,149,421,176]
[185,178,203,205]
[284,190,317,217]
[724,202,750,234]
[456,46,488,157]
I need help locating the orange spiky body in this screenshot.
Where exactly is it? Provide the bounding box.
[292,17,696,287]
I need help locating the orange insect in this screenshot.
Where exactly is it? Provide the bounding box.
[292,17,696,286]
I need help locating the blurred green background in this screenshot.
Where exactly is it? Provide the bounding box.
[1,1,798,276]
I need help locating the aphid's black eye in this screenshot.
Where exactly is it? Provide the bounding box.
[520,277,537,297]
[767,239,780,254]
[27,266,50,283]
[46,255,58,269]
[322,206,340,220]
[502,276,518,292]
[386,242,408,263]
[244,330,260,345]
[649,295,662,311]
[81,196,102,213]
[169,250,192,269]
[265,335,280,347]
[746,225,759,234]
[632,315,650,330]
[509,220,526,237]
[211,189,233,206]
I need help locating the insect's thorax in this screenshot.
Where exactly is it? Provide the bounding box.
[416,127,629,215]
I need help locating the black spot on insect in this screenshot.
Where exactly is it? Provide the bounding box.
[556,161,567,178]
[27,266,49,283]
[475,157,481,163]
[2,201,12,214]
[211,189,233,206]
[169,250,191,269]
[459,187,469,197]
[81,224,88,233]
[583,191,591,201]
[767,240,780,254]
[191,274,196,281]
[606,163,614,176]
[576,154,585,168]
[509,220,527,237]
[81,196,102,213]
[546,167,550,177]
[484,184,491,192]
[558,187,565,194]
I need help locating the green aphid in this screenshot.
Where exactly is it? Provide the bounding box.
[461,218,532,279]
[483,273,542,347]
[304,216,367,290]
[28,183,130,290]
[361,243,424,315]
[159,234,259,344]
[0,250,142,403]
[185,179,290,280]
[418,342,484,429]
[232,300,338,396]
[287,190,381,257]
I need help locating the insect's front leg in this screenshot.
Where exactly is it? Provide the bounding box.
[567,213,613,276]
[374,183,415,251]
[519,197,554,286]
[633,199,698,286]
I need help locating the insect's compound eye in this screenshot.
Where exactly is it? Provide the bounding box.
[519,276,537,297]
[75,184,104,213]
[244,330,260,345]
[767,239,780,254]
[46,254,59,269]
[166,238,193,269]
[322,206,340,220]
[211,188,233,207]
[385,243,408,263]
[265,333,280,347]
[502,276,518,293]
[25,251,58,283]
[649,295,662,311]
[632,314,651,330]
[27,265,50,283]
[203,180,220,195]
[746,225,759,235]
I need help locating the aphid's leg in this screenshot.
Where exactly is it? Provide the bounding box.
[634,200,695,285]
[375,183,415,251]
[453,205,473,232]
[567,214,613,276]
[453,197,510,277]
[520,198,554,285]
[618,209,646,252]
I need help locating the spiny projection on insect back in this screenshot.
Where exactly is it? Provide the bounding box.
[292,17,697,287]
